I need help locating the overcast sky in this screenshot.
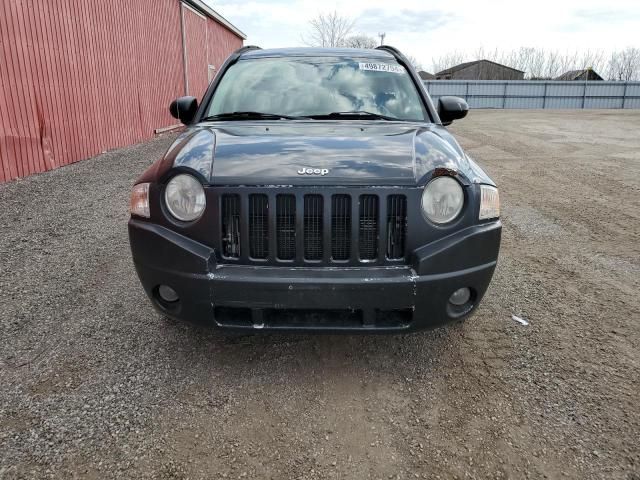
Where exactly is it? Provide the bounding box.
[206,0,639,71]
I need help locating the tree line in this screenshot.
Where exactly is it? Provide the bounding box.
[433,47,640,81]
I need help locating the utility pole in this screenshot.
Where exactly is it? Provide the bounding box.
[378,32,386,46]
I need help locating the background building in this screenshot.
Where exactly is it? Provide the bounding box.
[555,68,604,81]
[435,60,524,80]
[0,0,244,183]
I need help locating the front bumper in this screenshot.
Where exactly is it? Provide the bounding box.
[128,219,501,333]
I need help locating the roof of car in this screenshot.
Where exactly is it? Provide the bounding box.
[240,47,396,60]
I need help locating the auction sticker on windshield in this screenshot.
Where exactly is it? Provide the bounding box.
[358,62,404,73]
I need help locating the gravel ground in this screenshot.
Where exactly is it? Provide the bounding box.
[1,110,639,479]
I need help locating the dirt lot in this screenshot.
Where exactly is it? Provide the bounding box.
[1,110,639,479]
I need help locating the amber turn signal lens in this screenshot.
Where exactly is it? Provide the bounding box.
[479,185,500,220]
[130,183,150,218]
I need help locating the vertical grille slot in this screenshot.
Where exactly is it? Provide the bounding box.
[221,194,240,258]
[276,194,296,260]
[331,194,351,260]
[386,195,407,259]
[303,195,323,260]
[249,194,268,259]
[359,195,378,260]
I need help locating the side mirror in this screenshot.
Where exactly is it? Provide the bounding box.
[438,96,469,126]
[169,96,198,125]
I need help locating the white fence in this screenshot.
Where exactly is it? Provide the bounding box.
[422,80,640,109]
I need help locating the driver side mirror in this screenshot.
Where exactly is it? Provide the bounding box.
[169,96,198,125]
[438,96,469,126]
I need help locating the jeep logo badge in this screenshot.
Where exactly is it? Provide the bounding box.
[297,167,329,176]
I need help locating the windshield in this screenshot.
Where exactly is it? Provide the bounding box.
[206,56,428,121]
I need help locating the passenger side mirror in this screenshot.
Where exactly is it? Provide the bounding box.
[438,96,469,126]
[169,96,198,125]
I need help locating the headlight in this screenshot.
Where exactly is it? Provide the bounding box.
[164,174,206,221]
[130,183,150,218]
[421,176,464,224]
[479,185,500,220]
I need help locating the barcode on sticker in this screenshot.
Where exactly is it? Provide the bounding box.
[358,62,404,74]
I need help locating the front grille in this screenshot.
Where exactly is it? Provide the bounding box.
[219,192,407,265]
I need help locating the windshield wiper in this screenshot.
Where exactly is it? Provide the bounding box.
[307,111,399,121]
[202,111,301,121]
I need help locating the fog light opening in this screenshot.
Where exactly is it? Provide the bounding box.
[447,287,476,319]
[158,285,179,303]
[449,287,471,306]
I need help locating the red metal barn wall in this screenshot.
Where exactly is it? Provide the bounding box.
[182,6,209,99]
[181,4,243,99]
[206,14,244,85]
[0,0,242,183]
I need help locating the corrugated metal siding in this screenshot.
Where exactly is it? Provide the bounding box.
[424,80,640,109]
[181,4,243,99]
[206,16,243,77]
[0,0,242,182]
[182,5,209,98]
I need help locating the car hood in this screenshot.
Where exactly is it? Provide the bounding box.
[165,121,473,187]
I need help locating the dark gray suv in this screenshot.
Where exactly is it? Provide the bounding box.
[128,46,501,333]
